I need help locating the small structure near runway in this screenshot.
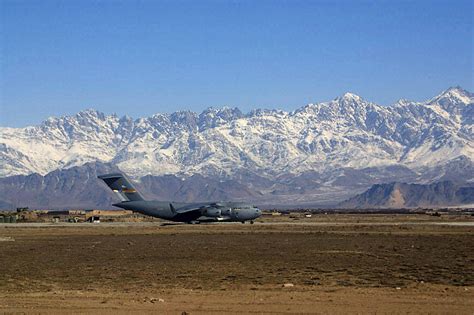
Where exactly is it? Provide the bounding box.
[12,209,135,223]
[87,216,101,223]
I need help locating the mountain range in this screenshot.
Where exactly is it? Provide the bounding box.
[339,181,474,208]
[0,87,472,209]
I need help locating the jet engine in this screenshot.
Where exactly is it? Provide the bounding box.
[203,207,221,217]
[220,207,232,216]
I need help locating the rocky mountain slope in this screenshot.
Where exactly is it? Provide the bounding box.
[0,162,402,209]
[0,87,472,208]
[338,181,474,208]
[0,163,120,209]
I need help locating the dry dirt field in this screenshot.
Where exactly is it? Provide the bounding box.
[0,214,473,314]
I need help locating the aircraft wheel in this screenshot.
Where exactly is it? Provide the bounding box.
[250,220,254,224]
[241,221,245,224]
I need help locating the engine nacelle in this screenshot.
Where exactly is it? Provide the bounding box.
[203,207,221,217]
[220,207,232,216]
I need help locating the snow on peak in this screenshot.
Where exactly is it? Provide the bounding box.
[79,108,101,115]
[394,99,413,106]
[0,87,472,179]
[337,92,363,103]
[429,86,472,105]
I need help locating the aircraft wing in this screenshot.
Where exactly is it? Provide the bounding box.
[170,202,235,222]
[172,202,224,214]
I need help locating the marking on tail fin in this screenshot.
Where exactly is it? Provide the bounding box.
[98,172,145,202]
[122,189,137,193]
[113,190,128,202]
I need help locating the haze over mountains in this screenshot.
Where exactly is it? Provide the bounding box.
[1,87,472,209]
[339,181,474,209]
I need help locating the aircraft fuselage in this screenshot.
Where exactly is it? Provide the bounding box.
[113,200,261,223]
[98,172,261,224]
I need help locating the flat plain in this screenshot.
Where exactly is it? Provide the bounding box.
[1,214,473,314]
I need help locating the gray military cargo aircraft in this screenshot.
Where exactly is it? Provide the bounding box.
[98,173,261,224]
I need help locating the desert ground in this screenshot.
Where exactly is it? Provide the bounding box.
[0,214,473,314]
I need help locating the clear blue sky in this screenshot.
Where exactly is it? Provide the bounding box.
[1,0,472,127]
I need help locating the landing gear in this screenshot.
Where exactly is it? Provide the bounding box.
[250,220,254,224]
[241,221,245,224]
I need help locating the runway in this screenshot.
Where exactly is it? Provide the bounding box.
[1,220,474,227]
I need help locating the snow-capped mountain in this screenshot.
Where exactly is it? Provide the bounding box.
[2,87,472,178]
[0,87,472,207]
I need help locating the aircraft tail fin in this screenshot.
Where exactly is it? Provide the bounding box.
[98,173,145,202]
